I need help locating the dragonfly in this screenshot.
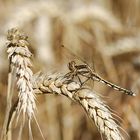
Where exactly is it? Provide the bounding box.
[61,45,135,96]
[66,60,135,96]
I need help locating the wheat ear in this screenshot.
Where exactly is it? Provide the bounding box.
[74,88,125,140]
[6,28,36,125]
[33,72,124,140]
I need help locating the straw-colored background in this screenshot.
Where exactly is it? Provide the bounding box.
[0,0,140,140]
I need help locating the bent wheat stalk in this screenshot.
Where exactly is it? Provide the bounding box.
[33,72,124,140]
[6,28,36,137]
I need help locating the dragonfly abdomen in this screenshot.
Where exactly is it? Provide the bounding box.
[91,74,135,96]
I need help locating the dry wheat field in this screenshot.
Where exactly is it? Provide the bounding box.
[0,0,140,140]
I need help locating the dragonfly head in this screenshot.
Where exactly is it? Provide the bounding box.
[68,61,76,71]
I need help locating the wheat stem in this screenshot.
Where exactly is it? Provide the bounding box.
[0,63,16,140]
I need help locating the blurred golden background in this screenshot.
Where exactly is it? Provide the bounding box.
[0,0,140,140]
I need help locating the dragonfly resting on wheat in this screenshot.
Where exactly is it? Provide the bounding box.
[65,60,135,96]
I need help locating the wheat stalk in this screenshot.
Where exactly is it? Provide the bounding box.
[33,72,124,140]
[4,27,127,140]
[6,28,36,130]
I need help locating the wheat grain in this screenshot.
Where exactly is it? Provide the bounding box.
[6,28,36,121]
[33,72,124,140]
[74,89,124,140]
[32,72,81,99]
